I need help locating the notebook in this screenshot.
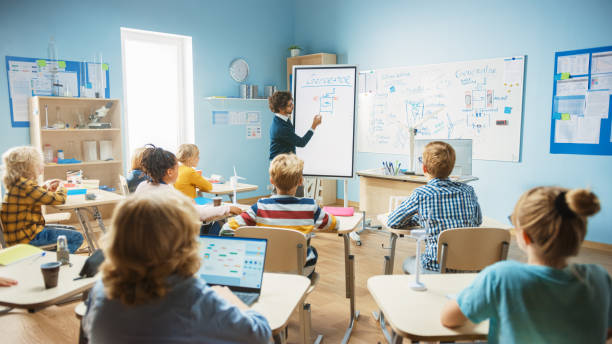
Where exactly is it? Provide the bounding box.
[0,244,43,265]
[197,236,267,306]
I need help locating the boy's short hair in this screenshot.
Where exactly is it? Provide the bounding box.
[176,144,199,164]
[130,147,146,171]
[423,141,456,179]
[268,91,292,114]
[269,154,303,191]
[2,146,42,187]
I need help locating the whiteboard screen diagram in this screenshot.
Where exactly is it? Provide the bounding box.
[357,56,525,161]
[293,66,357,177]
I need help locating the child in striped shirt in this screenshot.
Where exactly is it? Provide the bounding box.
[222,153,337,277]
[387,141,482,273]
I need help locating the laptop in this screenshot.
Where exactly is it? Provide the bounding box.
[197,236,267,306]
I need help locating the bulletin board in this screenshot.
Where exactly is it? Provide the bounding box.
[549,46,612,155]
[5,56,110,127]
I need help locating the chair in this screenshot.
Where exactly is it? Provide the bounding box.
[118,174,129,196]
[437,227,510,273]
[235,226,323,344]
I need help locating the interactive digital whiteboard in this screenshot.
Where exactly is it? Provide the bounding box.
[293,65,357,178]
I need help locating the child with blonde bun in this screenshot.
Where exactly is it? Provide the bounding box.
[174,143,213,199]
[441,186,611,344]
[83,190,271,343]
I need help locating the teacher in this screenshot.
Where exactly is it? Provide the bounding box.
[268,91,322,160]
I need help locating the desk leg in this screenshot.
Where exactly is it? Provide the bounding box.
[74,208,96,254]
[272,327,287,344]
[385,232,398,275]
[341,233,359,344]
[92,206,107,233]
[391,331,403,344]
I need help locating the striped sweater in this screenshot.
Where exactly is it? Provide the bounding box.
[223,195,337,233]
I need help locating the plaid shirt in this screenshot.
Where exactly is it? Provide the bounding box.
[387,178,482,271]
[1,177,67,245]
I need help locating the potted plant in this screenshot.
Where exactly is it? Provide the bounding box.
[289,45,302,57]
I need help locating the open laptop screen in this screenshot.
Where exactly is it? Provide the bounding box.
[197,236,267,290]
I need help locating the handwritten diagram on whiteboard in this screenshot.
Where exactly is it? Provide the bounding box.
[357,56,525,161]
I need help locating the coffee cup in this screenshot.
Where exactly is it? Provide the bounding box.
[213,197,222,207]
[41,261,61,289]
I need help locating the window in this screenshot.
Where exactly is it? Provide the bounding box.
[120,28,194,157]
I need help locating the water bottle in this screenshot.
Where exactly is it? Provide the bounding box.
[57,235,70,265]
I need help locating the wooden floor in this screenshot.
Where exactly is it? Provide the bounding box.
[1,227,611,343]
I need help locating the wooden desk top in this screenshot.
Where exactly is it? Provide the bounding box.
[0,252,96,309]
[357,168,478,184]
[54,189,124,210]
[376,214,511,233]
[208,183,258,195]
[250,273,310,333]
[336,213,364,234]
[368,274,488,341]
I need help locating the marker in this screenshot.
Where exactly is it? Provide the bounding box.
[496,120,508,126]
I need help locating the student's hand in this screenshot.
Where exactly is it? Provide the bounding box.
[211,285,249,311]
[43,179,61,191]
[0,277,18,287]
[229,206,243,215]
[311,114,322,130]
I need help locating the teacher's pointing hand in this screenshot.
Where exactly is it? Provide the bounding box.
[311,114,322,130]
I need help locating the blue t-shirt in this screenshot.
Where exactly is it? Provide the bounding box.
[457,260,612,344]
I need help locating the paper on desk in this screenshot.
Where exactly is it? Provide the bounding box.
[557,54,590,75]
[591,52,612,74]
[555,117,601,144]
[584,90,610,119]
[0,244,42,265]
[590,74,612,91]
[556,77,588,96]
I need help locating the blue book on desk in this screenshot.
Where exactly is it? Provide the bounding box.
[194,197,213,205]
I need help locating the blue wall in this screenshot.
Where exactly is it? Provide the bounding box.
[0,0,293,199]
[294,0,612,244]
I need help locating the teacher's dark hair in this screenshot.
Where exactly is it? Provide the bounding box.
[140,144,177,185]
[269,91,292,113]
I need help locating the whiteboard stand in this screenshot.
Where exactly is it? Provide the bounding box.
[347,178,383,246]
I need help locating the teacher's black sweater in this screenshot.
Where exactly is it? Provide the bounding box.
[269,115,313,160]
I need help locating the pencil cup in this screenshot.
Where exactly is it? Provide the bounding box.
[41,261,61,289]
[213,197,222,207]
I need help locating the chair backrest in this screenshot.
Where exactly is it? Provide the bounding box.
[388,196,408,213]
[118,174,129,196]
[437,227,511,273]
[234,226,307,275]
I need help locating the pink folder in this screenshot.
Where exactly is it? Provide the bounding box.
[323,206,355,216]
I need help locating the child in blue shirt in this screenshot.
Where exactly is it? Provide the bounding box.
[83,190,271,343]
[387,141,482,272]
[441,186,611,344]
[126,147,147,193]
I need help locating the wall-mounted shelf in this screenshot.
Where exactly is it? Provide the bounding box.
[204,97,268,108]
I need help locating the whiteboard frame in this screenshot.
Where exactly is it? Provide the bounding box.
[292,64,358,178]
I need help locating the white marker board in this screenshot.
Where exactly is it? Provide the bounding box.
[293,65,357,178]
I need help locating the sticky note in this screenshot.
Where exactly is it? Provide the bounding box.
[553,113,562,120]
[504,106,512,114]
[561,113,571,120]
[58,61,66,68]
[86,82,92,89]
[36,60,46,67]
[102,63,109,71]
[561,73,570,80]
[390,86,396,93]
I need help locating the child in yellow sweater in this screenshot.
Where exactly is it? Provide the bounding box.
[174,144,213,199]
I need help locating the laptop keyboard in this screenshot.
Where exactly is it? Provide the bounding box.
[233,291,259,306]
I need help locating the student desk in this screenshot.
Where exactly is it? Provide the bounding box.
[52,190,124,253]
[368,274,488,343]
[251,273,310,344]
[357,169,478,219]
[0,252,96,314]
[335,213,365,344]
[206,183,258,203]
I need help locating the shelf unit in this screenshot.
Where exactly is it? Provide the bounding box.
[29,96,124,219]
[286,53,337,91]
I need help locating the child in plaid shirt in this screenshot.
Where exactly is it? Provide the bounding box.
[222,154,337,277]
[387,141,482,272]
[1,146,83,252]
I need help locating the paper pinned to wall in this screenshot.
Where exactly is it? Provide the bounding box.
[556,77,588,96]
[557,54,590,75]
[504,57,524,85]
[246,111,260,124]
[584,90,611,119]
[246,125,261,139]
[229,111,247,125]
[591,52,612,74]
[212,111,229,125]
[590,74,612,90]
[554,117,601,144]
